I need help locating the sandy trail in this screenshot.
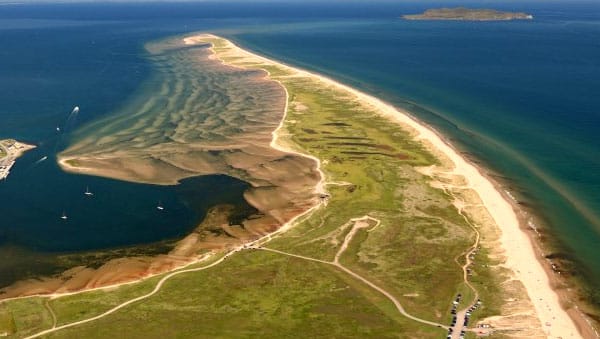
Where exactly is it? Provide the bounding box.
[448,190,482,339]
[23,214,442,339]
[334,216,379,264]
[261,215,449,330]
[43,299,57,329]
[24,254,225,339]
[21,187,327,339]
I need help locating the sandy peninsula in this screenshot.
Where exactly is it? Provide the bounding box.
[1,34,587,338]
[183,34,583,337]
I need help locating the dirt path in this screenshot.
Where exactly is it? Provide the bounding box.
[448,192,482,339]
[20,185,327,339]
[333,216,375,264]
[43,299,56,329]
[263,216,448,330]
[23,252,230,339]
[21,213,467,339]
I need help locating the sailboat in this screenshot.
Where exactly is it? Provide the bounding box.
[84,186,94,196]
[157,201,164,211]
[61,211,68,220]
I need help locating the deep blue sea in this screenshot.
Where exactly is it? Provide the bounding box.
[0,1,599,292]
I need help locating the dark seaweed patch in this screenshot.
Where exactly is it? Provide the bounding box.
[340,151,409,160]
[323,136,369,140]
[302,128,318,134]
[322,122,351,127]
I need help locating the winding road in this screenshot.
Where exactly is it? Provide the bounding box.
[22,214,452,338]
[20,192,326,339]
[263,216,449,330]
[446,190,482,339]
[24,253,226,339]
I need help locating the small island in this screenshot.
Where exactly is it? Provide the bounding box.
[403,7,533,21]
[0,139,36,180]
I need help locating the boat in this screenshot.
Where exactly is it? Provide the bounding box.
[61,211,68,220]
[84,186,94,196]
[157,201,164,211]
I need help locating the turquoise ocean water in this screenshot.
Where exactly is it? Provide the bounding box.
[0,2,598,299]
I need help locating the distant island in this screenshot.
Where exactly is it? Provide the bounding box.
[403,7,533,21]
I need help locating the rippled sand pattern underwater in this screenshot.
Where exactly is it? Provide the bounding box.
[60,37,320,236]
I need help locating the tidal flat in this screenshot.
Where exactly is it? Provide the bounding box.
[0,35,322,299]
[59,37,321,235]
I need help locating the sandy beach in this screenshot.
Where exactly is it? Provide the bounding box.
[331,79,582,338]
[185,34,584,338]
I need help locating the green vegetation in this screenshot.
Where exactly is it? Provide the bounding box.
[403,7,533,21]
[0,304,17,335]
[0,36,503,338]
[0,139,14,158]
[0,298,52,337]
[49,278,159,327]
[46,252,447,338]
[64,159,80,167]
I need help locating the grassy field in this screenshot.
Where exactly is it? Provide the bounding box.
[0,36,502,338]
[0,142,7,158]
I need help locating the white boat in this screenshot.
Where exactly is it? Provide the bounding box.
[61,211,68,220]
[84,186,94,196]
[157,201,164,211]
